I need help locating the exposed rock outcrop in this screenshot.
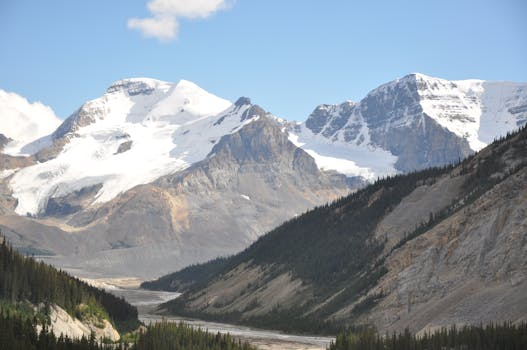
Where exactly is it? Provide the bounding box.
[36,304,120,341]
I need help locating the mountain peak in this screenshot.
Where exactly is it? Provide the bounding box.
[403,72,432,80]
[102,77,232,123]
[106,78,209,96]
[106,77,172,95]
[175,79,201,89]
[170,79,230,109]
[234,97,252,107]
[383,73,439,89]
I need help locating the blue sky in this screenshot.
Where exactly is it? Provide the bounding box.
[1,0,526,121]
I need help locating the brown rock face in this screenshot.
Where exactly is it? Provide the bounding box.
[365,167,527,333]
[0,153,34,171]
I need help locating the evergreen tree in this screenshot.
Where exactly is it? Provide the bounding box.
[329,322,527,350]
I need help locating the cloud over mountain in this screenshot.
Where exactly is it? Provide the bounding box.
[128,0,231,41]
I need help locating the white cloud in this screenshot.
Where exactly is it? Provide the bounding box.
[0,89,61,152]
[128,0,230,41]
[128,15,179,41]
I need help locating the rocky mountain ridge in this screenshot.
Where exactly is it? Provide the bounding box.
[289,73,527,176]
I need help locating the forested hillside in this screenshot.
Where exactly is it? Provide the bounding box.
[149,125,527,335]
[0,314,114,350]
[0,236,139,333]
[0,313,258,350]
[141,257,230,292]
[0,236,262,349]
[153,165,457,333]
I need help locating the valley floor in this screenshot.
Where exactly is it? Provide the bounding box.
[100,280,333,350]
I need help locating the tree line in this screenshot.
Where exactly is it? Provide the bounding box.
[329,322,527,350]
[131,321,256,350]
[159,125,527,334]
[0,313,258,350]
[0,312,114,350]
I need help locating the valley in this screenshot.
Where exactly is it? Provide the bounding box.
[147,125,527,335]
[3,3,526,348]
[105,283,333,350]
[1,72,526,348]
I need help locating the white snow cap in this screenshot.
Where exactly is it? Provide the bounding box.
[413,73,527,151]
[289,73,527,179]
[8,78,260,216]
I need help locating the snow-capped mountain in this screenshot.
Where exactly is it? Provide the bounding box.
[0,80,350,277]
[0,89,61,153]
[4,74,526,217]
[7,78,261,216]
[290,73,527,176]
[0,73,526,279]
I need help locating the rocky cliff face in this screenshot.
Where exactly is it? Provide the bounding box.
[359,133,527,332]
[36,304,120,342]
[358,75,472,171]
[362,167,527,333]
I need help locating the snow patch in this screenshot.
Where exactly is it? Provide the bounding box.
[417,76,486,150]
[0,168,18,179]
[415,74,527,151]
[288,126,397,180]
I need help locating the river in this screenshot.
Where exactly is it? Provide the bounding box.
[106,284,334,350]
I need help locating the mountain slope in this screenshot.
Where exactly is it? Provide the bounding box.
[153,125,527,334]
[0,96,351,278]
[0,236,140,340]
[290,73,527,176]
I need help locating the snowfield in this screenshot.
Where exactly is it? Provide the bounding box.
[416,74,527,151]
[288,128,397,180]
[8,78,260,216]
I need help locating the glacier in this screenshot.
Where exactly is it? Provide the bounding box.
[8,78,260,216]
